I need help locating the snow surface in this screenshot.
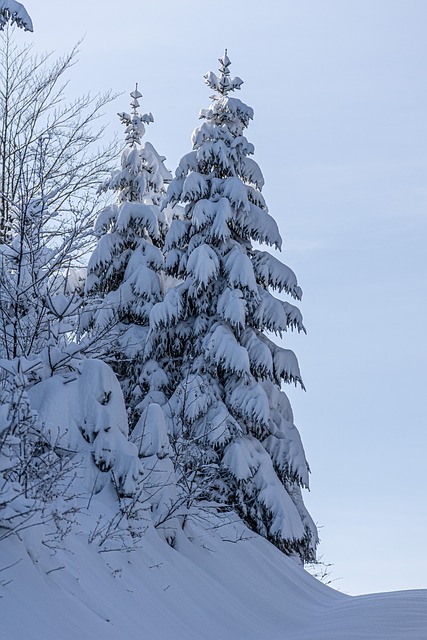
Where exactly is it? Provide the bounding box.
[1,522,425,640]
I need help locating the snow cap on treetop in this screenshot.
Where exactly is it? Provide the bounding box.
[130,84,143,113]
[204,49,244,97]
[0,1,33,31]
[117,83,154,148]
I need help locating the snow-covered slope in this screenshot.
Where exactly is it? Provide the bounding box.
[1,519,425,640]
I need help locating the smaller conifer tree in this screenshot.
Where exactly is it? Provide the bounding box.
[85,86,171,427]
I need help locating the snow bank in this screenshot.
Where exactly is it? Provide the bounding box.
[1,522,425,640]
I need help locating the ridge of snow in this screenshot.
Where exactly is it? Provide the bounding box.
[1,523,425,640]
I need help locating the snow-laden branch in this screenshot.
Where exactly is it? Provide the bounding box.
[0,1,33,31]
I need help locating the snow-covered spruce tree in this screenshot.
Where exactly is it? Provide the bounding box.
[84,88,180,541]
[85,86,171,428]
[150,52,317,561]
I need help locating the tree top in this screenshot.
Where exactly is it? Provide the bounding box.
[117,83,154,148]
[204,50,244,97]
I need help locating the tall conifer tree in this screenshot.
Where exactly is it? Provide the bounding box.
[150,52,317,561]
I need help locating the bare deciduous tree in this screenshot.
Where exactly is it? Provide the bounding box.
[0,30,118,360]
[0,31,124,545]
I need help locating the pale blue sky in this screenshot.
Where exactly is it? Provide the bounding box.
[21,0,426,595]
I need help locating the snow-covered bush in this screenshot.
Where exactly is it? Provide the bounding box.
[0,357,77,542]
[29,359,141,496]
[149,52,317,562]
[131,402,179,543]
[0,355,147,549]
